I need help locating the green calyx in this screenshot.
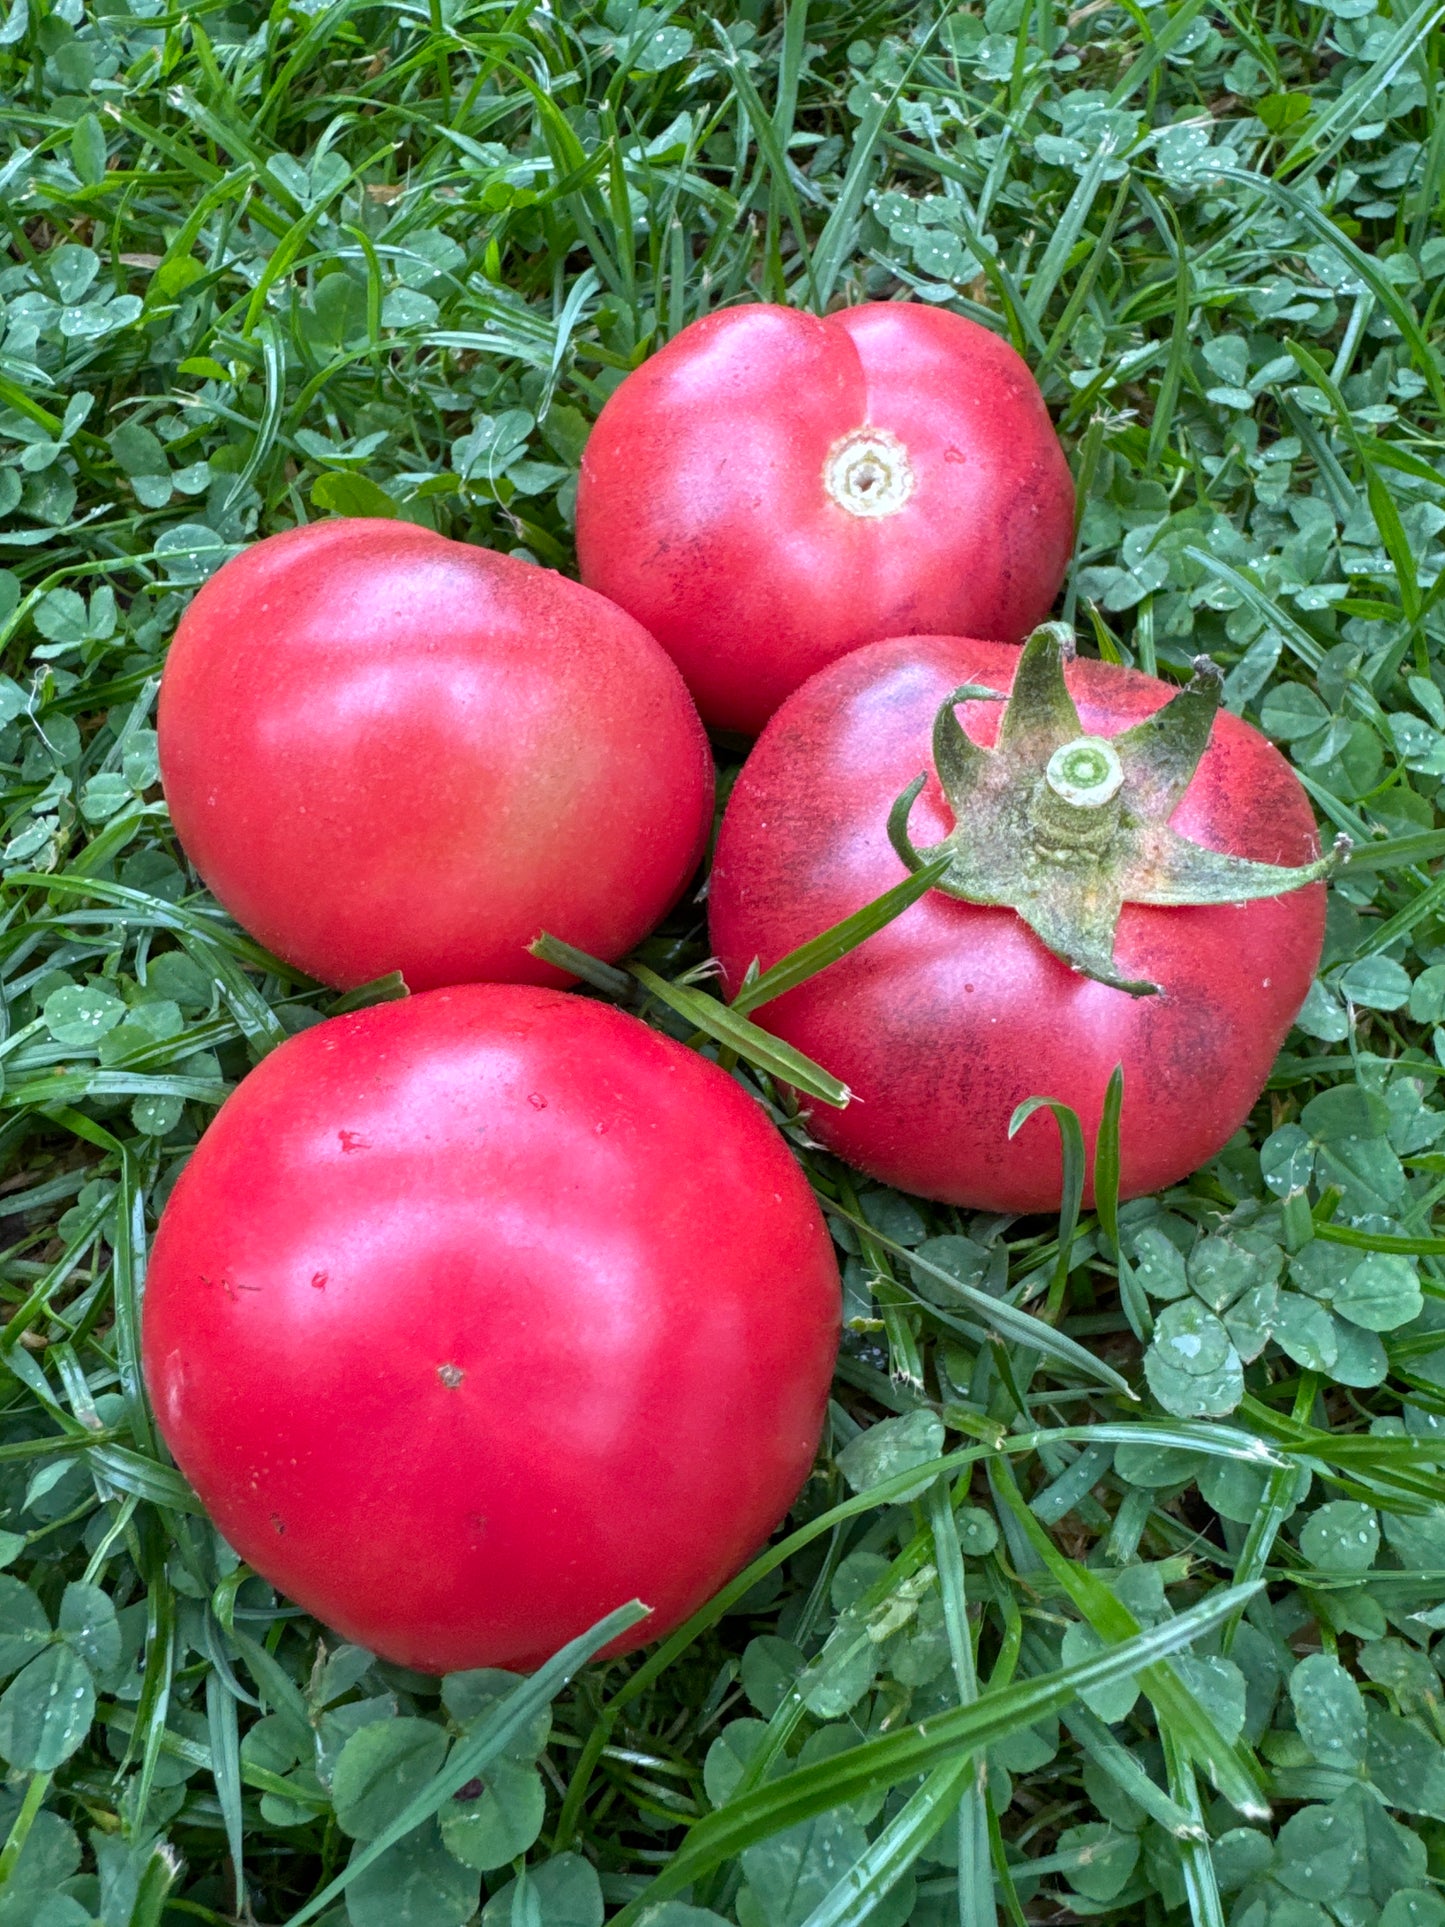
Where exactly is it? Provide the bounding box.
[888,623,1349,998]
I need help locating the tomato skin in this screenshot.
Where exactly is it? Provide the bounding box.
[709,636,1326,1211]
[158,520,713,992]
[142,985,840,1674]
[575,303,1074,734]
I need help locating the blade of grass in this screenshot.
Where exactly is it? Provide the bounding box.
[1007,1096,1086,1319]
[992,1460,1269,1818]
[629,962,852,1107]
[1280,0,1445,181]
[811,24,941,309]
[206,1670,246,1916]
[1159,1733,1228,1927]
[285,1600,650,1927]
[1183,547,1395,740]
[1025,134,1123,321]
[1284,339,1422,625]
[1038,172,1131,377]
[1212,166,1445,413]
[927,1477,994,1927]
[1094,1064,1151,1340]
[1062,1701,1205,1837]
[821,1199,1136,1397]
[609,1581,1262,1924]
[529,932,634,997]
[1341,830,1445,873]
[710,23,817,306]
[1141,189,1192,469]
[797,1756,978,1927]
[731,854,951,1014]
[1107,0,1212,104]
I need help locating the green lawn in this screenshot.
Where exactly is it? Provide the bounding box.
[0,0,1443,1923]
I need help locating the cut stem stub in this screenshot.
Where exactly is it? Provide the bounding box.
[887,624,1347,997]
[1046,737,1124,808]
[824,427,914,519]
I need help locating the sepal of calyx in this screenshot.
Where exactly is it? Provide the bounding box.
[888,623,1348,998]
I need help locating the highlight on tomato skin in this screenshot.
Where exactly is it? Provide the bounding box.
[140,983,842,1676]
[708,631,1331,1213]
[575,300,1075,736]
[157,517,715,994]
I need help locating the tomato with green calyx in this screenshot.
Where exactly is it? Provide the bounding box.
[142,984,840,1674]
[575,303,1074,735]
[709,628,1342,1211]
[158,519,713,993]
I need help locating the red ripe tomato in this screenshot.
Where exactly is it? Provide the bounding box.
[709,635,1328,1212]
[575,302,1074,734]
[142,985,840,1673]
[158,520,713,992]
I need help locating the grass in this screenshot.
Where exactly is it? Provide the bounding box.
[0,0,1443,1923]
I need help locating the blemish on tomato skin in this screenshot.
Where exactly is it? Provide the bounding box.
[527,1093,547,1110]
[202,1272,258,1301]
[310,1271,328,1291]
[270,1513,285,1535]
[437,1363,465,1388]
[338,1130,370,1153]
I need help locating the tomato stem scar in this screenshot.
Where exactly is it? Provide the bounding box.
[823,427,915,518]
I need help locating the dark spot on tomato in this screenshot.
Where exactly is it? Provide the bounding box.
[310,1271,327,1290]
[270,1513,285,1535]
[438,1363,465,1388]
[527,1093,547,1109]
[338,1131,370,1153]
[204,1272,256,1300]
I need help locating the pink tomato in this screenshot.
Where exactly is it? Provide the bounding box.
[576,303,1074,733]
[158,519,713,992]
[709,633,1329,1211]
[142,985,841,1673]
